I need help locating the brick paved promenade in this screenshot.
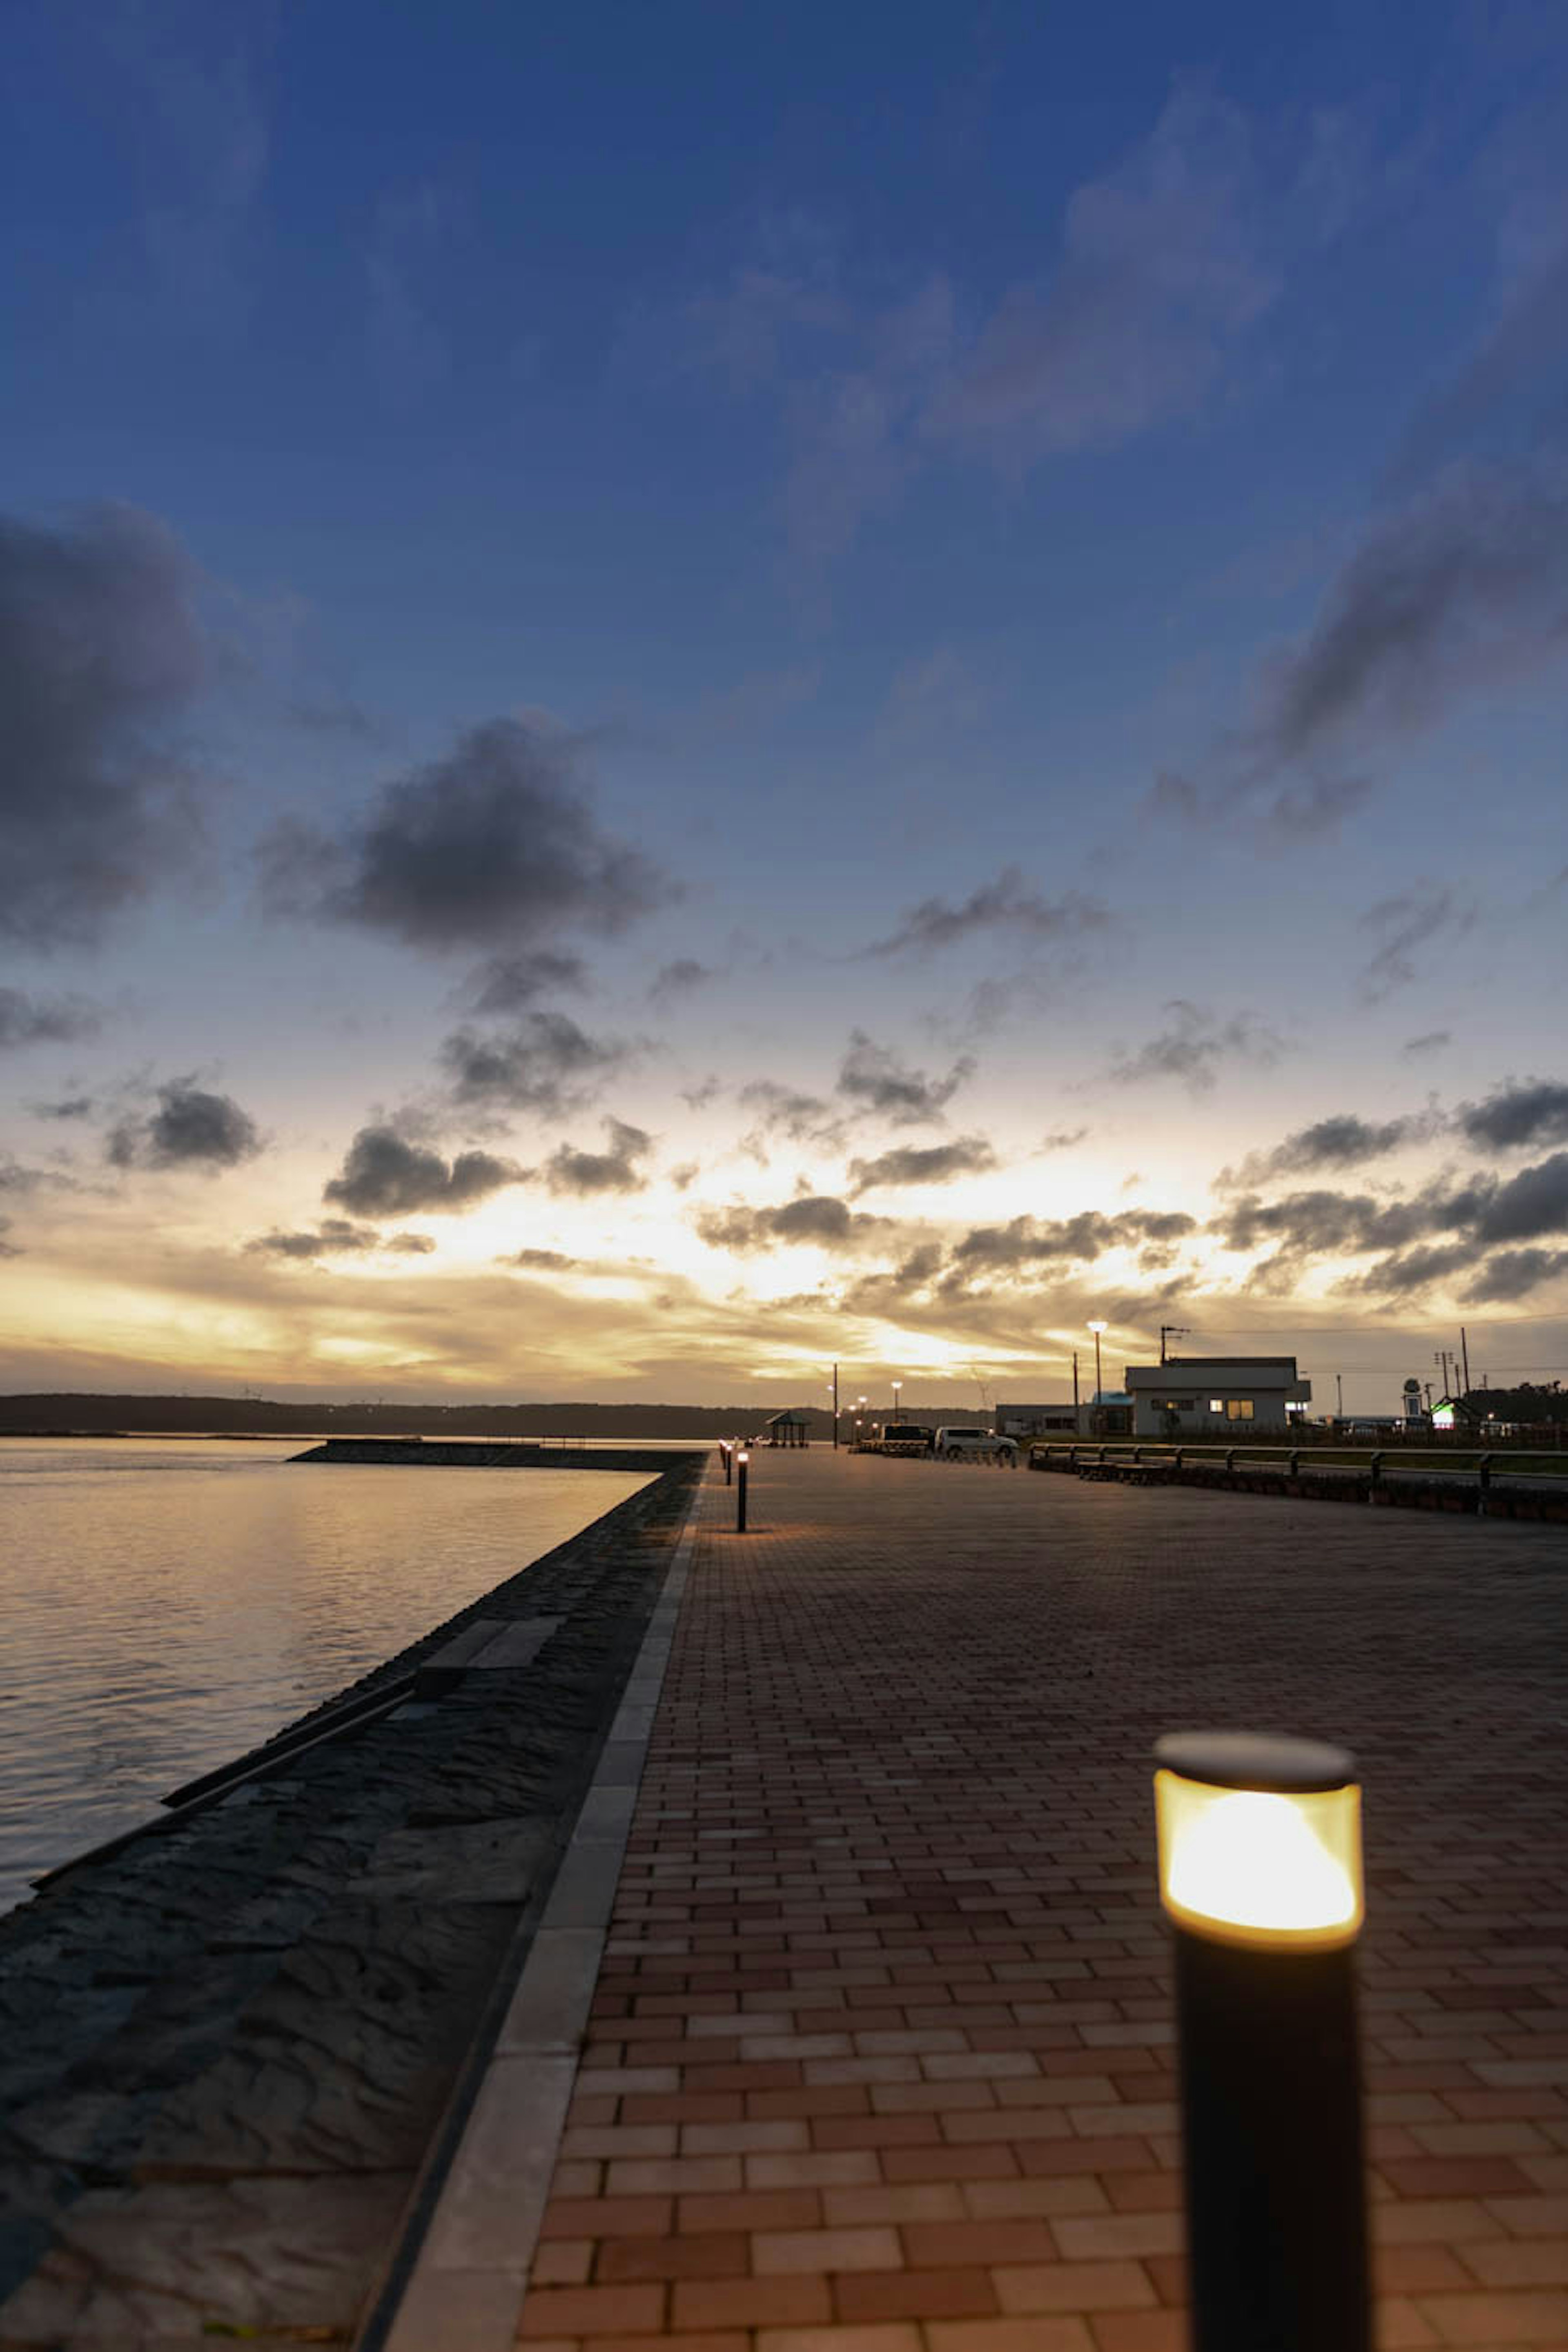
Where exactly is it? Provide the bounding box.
[516,1448,1568,2352]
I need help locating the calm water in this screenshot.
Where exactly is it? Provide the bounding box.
[0,1439,653,1914]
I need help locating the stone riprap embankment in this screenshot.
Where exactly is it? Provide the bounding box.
[0,1450,703,2351]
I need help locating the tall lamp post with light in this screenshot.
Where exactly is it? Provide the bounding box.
[1154,1730,1370,2352]
[891,1379,902,1425]
[1087,1320,1106,1432]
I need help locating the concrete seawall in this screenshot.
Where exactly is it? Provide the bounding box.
[0,1450,704,2348]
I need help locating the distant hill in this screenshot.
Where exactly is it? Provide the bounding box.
[0,1393,875,1439]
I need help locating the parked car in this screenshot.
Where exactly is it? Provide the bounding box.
[934,1425,1018,1464]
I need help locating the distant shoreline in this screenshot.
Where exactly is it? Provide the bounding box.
[0,1390,987,1441]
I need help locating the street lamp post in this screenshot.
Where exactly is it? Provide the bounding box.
[1153,1730,1370,2352]
[891,1379,902,1425]
[1087,1321,1106,1430]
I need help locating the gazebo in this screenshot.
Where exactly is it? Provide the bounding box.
[766,1410,811,1449]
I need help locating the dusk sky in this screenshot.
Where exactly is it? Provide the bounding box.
[3,0,1567,1408]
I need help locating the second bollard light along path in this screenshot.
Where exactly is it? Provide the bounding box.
[1153,1729,1370,2352]
[735,1447,748,1532]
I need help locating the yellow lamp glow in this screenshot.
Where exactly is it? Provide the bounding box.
[1154,1733,1363,1953]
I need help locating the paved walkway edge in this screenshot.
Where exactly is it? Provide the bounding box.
[381,1471,708,2352]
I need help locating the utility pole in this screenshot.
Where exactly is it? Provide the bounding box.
[1073,1350,1080,1432]
[1336,1372,1343,1419]
[1459,1327,1471,1400]
[832,1361,839,1449]
[1160,1324,1189,1364]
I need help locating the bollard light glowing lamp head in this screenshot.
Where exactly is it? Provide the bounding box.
[737,1448,749,1464]
[1154,1732,1363,1953]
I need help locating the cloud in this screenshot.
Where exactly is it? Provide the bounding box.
[504,1247,578,1272]
[931,87,1278,463]
[246,1219,435,1261]
[108,1082,262,1171]
[1457,1079,1568,1153]
[324,1126,524,1217]
[737,1080,848,1153]
[836,1029,973,1125]
[1214,1149,1568,1300]
[440,1011,630,1116]
[1041,1127,1089,1152]
[649,958,716,1007]
[260,717,670,952]
[1164,454,1568,833]
[1462,1247,1568,1303]
[539,1118,653,1196]
[1402,1030,1451,1058]
[1222,1110,1439,1187]
[695,1193,892,1254]
[29,1095,96,1121]
[848,1137,998,1194]
[949,1207,1197,1276]
[864,868,1110,958]
[1251,457,1568,765]
[0,988,103,1051]
[465,949,589,1014]
[1357,886,1474,1004]
[1105,1001,1283,1093]
[0,503,210,948]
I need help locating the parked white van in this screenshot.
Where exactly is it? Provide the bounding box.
[933,1425,1018,1464]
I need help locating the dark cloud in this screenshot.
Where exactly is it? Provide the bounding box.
[1402,1030,1451,1058]
[1222,1111,1437,1188]
[864,868,1110,958]
[0,503,209,948]
[1357,886,1473,1004]
[260,717,670,952]
[949,1207,1196,1276]
[696,1194,891,1253]
[466,949,589,1014]
[324,1126,523,1217]
[1475,1152,1568,1245]
[504,1247,578,1271]
[1458,1080,1568,1153]
[649,958,716,1007]
[1105,1002,1283,1094]
[108,1082,262,1171]
[1462,1247,1568,1304]
[1258,459,1568,775]
[836,1029,973,1126]
[0,988,102,1051]
[737,1080,846,1150]
[440,1011,629,1116]
[848,1137,997,1194]
[29,1095,96,1121]
[246,1219,437,1261]
[1041,1127,1089,1152]
[539,1118,653,1196]
[1216,1150,1568,1300]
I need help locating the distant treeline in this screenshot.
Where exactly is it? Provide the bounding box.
[0,1393,848,1439]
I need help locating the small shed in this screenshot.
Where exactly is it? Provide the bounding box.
[767,1409,811,1449]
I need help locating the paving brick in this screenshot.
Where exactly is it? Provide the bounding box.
[508,1452,1568,2352]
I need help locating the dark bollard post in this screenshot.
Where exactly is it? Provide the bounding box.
[1368,1451,1383,1493]
[736,1448,749,1533]
[721,1441,733,1487]
[1288,1449,1300,1478]
[1477,1452,1492,1492]
[1153,1732,1369,2352]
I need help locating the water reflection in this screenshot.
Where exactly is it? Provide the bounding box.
[0,1439,650,1912]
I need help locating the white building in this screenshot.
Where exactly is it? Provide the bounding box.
[1123,1356,1311,1438]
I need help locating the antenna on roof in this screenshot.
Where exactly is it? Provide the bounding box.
[1159,1324,1190,1364]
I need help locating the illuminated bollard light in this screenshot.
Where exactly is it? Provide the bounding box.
[1153,1731,1370,2352]
[736,1448,749,1533]
[721,1440,733,1486]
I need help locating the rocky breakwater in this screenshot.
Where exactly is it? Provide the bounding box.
[0,1450,703,2350]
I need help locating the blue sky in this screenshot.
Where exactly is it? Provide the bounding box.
[1,0,1566,1405]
